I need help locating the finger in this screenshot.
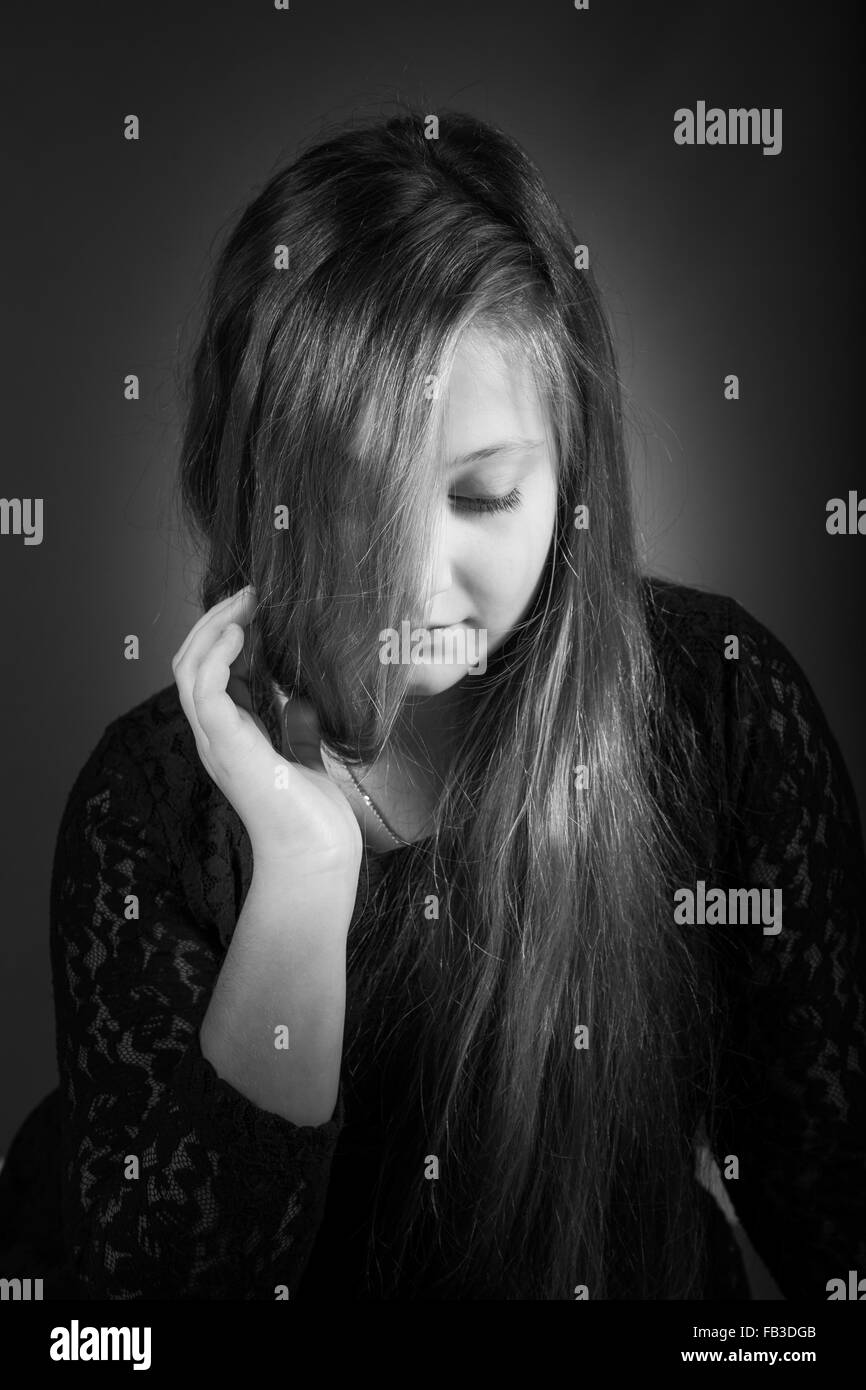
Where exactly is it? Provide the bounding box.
[172,587,250,670]
[170,583,255,669]
[176,619,246,752]
[172,587,258,680]
[172,585,256,673]
[189,623,248,750]
[226,620,273,728]
[174,651,211,757]
[226,612,259,685]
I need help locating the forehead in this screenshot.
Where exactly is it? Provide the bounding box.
[348,324,550,469]
[441,330,548,462]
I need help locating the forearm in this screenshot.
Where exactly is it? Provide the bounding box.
[200,856,357,1126]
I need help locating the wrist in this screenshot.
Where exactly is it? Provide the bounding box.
[250,839,362,884]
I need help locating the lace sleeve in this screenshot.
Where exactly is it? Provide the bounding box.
[711,599,866,1299]
[49,721,344,1300]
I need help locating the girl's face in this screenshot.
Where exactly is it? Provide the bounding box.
[405,328,559,695]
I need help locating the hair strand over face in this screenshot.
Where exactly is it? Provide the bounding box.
[176,104,724,1299]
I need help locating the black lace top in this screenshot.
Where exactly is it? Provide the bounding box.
[1,579,863,1300]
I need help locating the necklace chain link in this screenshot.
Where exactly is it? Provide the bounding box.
[338,757,411,848]
[274,688,410,849]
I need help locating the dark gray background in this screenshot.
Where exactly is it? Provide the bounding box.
[1,0,862,1152]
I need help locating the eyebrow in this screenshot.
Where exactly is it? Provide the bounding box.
[447,437,545,469]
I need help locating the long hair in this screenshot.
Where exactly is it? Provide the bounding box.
[176,106,725,1299]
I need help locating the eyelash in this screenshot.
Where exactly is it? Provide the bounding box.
[449,486,523,514]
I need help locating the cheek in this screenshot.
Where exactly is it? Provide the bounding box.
[468,516,550,618]
[506,489,557,584]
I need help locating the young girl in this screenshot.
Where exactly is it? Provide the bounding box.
[1,108,864,1301]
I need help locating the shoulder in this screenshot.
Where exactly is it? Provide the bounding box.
[104,681,212,790]
[642,576,864,887]
[60,683,202,817]
[95,674,284,777]
[643,573,781,678]
[54,683,251,947]
[56,682,234,868]
[640,575,770,778]
[641,576,863,851]
[104,680,191,755]
[641,574,835,758]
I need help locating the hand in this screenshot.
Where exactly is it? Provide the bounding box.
[172,586,362,872]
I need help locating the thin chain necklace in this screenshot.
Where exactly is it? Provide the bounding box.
[274,689,411,848]
[337,756,412,848]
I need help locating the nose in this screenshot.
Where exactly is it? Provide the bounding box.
[425,496,457,614]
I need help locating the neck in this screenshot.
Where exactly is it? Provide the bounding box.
[342,678,471,837]
[390,678,470,781]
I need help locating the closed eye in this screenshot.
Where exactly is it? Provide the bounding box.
[449,486,522,515]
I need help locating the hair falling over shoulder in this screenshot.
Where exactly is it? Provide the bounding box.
[176,105,724,1299]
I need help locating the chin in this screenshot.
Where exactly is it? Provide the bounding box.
[403,663,470,695]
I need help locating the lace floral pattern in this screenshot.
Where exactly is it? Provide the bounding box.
[0,579,862,1299]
